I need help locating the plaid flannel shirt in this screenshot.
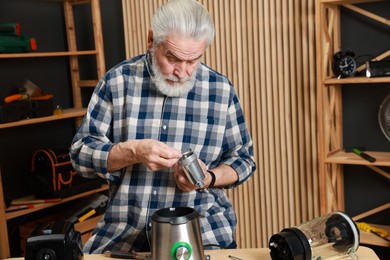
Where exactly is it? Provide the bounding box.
[70,53,256,253]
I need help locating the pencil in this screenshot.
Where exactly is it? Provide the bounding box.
[11,198,62,205]
[78,209,96,222]
[104,251,147,259]
[5,204,34,212]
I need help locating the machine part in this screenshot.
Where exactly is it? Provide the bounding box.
[171,241,192,260]
[269,211,360,260]
[178,149,205,189]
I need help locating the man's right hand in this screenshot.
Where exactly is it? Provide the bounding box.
[107,139,182,172]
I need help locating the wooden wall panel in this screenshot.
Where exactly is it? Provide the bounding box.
[122,0,319,248]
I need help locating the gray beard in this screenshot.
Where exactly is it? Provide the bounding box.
[150,49,197,97]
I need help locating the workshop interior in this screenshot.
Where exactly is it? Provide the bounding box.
[0,0,389,259]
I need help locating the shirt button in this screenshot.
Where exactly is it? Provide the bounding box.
[162,125,167,130]
[149,223,152,227]
[153,190,157,196]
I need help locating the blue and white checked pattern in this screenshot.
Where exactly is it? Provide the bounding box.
[70,53,256,253]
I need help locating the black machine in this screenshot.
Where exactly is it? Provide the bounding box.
[25,221,83,260]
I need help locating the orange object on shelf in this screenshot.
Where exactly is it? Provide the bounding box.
[3,94,28,103]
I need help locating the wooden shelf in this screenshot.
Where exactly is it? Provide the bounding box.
[359,224,390,247]
[0,108,87,129]
[0,50,98,59]
[325,150,390,167]
[5,185,108,220]
[320,0,385,4]
[323,76,390,85]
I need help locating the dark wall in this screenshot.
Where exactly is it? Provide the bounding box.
[340,3,390,224]
[0,0,126,201]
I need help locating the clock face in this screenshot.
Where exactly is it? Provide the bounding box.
[333,55,357,78]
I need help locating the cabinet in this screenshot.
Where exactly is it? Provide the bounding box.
[0,0,107,258]
[316,0,390,247]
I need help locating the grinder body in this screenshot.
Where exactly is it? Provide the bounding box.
[151,207,205,260]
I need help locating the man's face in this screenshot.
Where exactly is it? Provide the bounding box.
[149,34,207,97]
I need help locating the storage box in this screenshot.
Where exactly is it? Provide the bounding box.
[30,99,53,117]
[0,101,31,123]
[0,35,37,53]
[0,99,53,123]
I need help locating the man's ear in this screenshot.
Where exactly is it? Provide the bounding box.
[147,29,154,50]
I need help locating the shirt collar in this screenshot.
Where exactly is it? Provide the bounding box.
[144,51,155,77]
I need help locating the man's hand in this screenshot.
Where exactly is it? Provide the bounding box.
[107,139,182,172]
[174,162,239,191]
[173,159,210,192]
[134,139,182,170]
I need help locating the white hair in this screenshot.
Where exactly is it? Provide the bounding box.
[151,0,215,47]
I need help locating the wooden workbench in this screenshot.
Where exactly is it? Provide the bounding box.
[5,246,379,259]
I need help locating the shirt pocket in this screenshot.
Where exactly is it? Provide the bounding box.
[183,115,217,146]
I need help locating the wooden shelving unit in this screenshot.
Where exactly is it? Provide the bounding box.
[324,150,390,166]
[316,0,390,247]
[0,108,87,129]
[0,0,106,258]
[0,50,98,58]
[5,185,108,220]
[323,76,390,84]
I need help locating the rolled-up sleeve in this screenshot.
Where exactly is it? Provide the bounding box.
[219,87,256,187]
[70,79,115,178]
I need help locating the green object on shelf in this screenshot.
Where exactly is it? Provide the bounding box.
[352,148,376,163]
[0,35,37,53]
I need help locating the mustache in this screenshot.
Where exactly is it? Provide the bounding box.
[164,74,190,83]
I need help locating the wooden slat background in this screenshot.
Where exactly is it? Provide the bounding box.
[122,0,319,248]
